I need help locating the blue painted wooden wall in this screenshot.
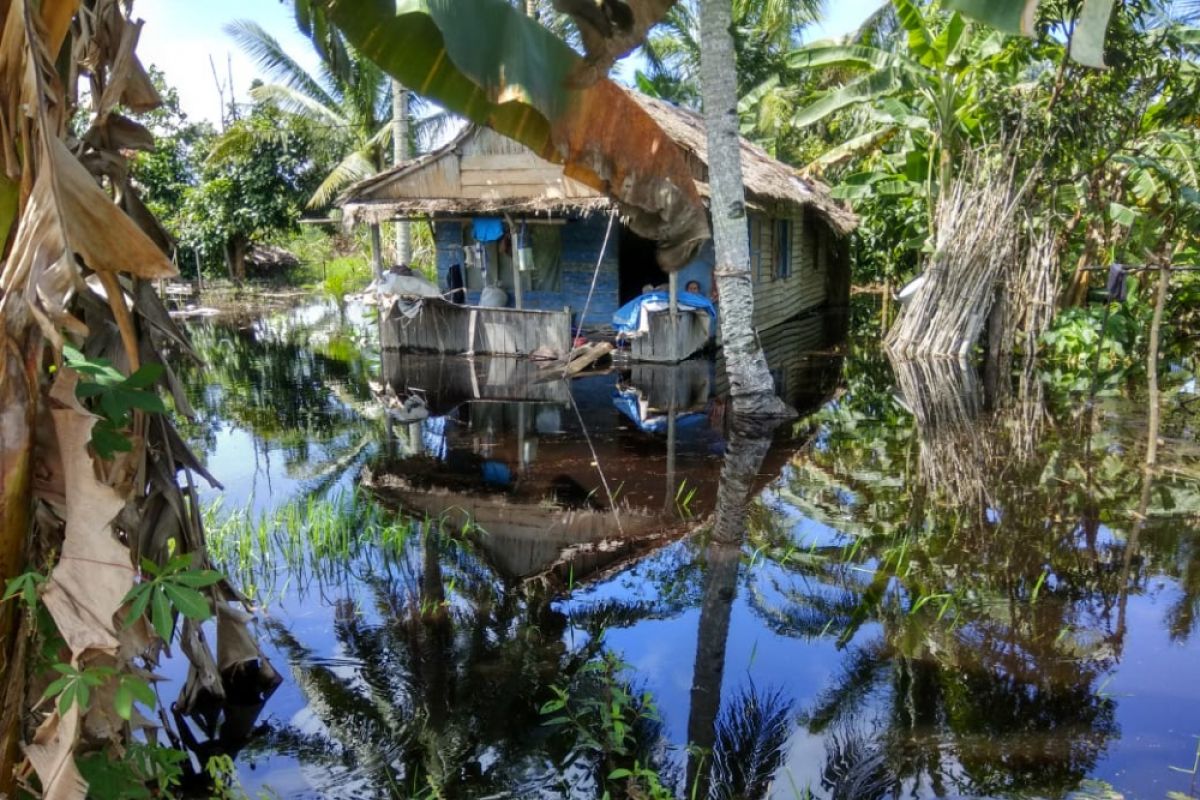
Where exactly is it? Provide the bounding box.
[434,214,621,330]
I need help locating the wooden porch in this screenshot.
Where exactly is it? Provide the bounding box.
[381,297,572,358]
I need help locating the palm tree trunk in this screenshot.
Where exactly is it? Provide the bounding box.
[685,427,778,796]
[391,79,412,265]
[698,0,792,419]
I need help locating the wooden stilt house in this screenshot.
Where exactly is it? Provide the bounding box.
[338,93,856,361]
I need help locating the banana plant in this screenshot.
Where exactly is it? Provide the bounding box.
[945,0,1117,67]
[788,0,1011,193]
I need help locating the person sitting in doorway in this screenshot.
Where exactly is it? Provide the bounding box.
[685,280,702,295]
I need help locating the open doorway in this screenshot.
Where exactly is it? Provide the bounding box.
[618,227,666,304]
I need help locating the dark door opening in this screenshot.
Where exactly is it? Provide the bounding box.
[618,228,667,305]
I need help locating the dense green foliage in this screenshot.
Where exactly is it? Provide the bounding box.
[181,103,323,281]
[129,69,377,286]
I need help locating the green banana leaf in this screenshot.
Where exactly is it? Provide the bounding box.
[945,0,1114,67]
[943,0,1039,36]
[316,0,709,269]
[788,43,894,72]
[793,67,907,129]
[1069,0,1117,68]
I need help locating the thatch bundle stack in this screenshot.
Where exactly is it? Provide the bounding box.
[886,161,1024,359]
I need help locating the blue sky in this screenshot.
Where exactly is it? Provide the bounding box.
[136,0,882,125]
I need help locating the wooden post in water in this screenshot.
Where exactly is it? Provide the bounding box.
[506,214,523,310]
[669,272,680,363]
[369,222,384,281]
[1145,264,1170,469]
[665,365,678,514]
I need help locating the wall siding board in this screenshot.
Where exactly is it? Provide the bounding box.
[750,209,827,330]
[435,214,618,330]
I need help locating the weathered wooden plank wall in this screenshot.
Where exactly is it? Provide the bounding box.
[434,214,619,330]
[382,351,569,413]
[382,299,571,357]
[749,207,829,331]
[628,310,712,363]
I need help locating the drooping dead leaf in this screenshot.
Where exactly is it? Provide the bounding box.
[554,0,675,86]
[217,602,262,673]
[83,113,154,152]
[42,136,175,279]
[40,403,131,656]
[1,134,175,346]
[554,79,710,268]
[177,619,224,714]
[23,705,87,800]
[39,0,81,59]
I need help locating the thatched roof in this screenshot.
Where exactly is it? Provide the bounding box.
[630,94,857,234]
[339,91,856,235]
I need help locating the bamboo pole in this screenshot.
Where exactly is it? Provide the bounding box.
[669,271,679,363]
[505,213,523,310]
[1145,264,1170,469]
[369,223,384,281]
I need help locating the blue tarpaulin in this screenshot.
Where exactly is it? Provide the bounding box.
[611,291,717,334]
[612,390,709,434]
[472,217,505,243]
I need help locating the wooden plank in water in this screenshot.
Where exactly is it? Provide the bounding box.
[384,298,571,358]
[628,310,711,363]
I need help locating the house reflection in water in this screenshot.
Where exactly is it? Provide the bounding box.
[366,309,845,589]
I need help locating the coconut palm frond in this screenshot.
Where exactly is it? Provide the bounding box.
[709,683,796,800]
[412,109,463,151]
[204,125,293,165]
[250,83,348,128]
[821,726,892,800]
[225,19,339,111]
[309,148,379,208]
[805,642,888,733]
[850,1,898,48]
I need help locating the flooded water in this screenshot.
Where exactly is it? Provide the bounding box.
[169,299,1200,800]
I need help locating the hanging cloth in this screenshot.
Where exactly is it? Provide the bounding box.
[516,221,534,272]
[472,217,505,243]
[1106,263,1128,303]
[476,242,488,279]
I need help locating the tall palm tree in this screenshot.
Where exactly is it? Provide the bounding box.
[225,21,445,212]
[642,0,826,107]
[699,0,795,417]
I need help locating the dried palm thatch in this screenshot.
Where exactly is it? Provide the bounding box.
[890,356,990,509]
[339,90,858,237]
[0,1,276,796]
[886,152,1032,359]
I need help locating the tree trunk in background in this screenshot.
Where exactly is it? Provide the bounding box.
[698,0,793,419]
[228,238,248,283]
[391,79,412,266]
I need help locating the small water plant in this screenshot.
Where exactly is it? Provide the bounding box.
[541,650,674,799]
[203,490,481,602]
